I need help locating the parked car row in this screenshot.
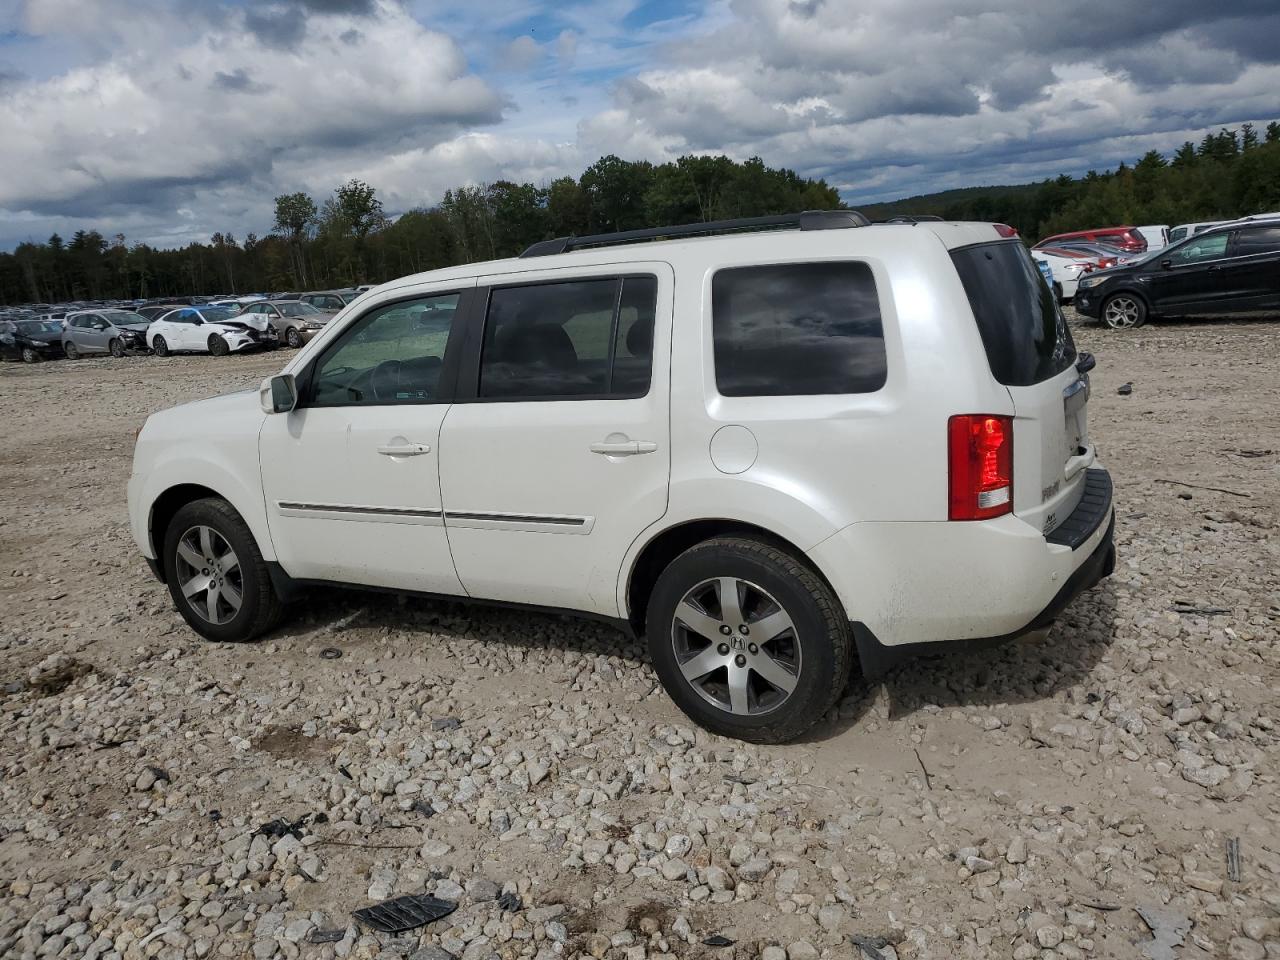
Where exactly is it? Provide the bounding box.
[0,289,363,363]
[1075,215,1280,329]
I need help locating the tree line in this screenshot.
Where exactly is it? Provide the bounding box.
[863,120,1280,236]
[3,119,1278,305]
[0,156,840,304]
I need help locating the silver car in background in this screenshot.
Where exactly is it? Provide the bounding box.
[240,299,336,347]
[62,309,152,358]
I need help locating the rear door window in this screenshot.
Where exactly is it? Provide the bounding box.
[1232,226,1280,256]
[950,241,1075,387]
[711,261,886,396]
[478,277,656,400]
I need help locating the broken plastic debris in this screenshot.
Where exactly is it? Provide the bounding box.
[320,647,343,660]
[352,894,457,934]
[702,934,735,947]
[307,928,345,944]
[411,799,437,818]
[496,892,522,912]
[1137,904,1192,960]
[431,717,462,731]
[851,934,889,960]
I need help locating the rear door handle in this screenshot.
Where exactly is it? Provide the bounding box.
[589,440,658,456]
[377,443,431,456]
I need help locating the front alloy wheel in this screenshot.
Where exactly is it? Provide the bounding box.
[174,525,243,625]
[109,338,125,358]
[153,336,169,357]
[208,334,230,356]
[1102,294,1146,330]
[285,327,303,348]
[163,498,286,642]
[64,341,79,360]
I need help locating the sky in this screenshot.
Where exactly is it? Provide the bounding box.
[1,0,1278,250]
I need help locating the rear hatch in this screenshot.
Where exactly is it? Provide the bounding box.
[951,240,1092,536]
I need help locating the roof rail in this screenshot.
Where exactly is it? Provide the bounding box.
[519,209,870,258]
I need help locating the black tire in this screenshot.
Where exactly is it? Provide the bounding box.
[21,347,39,363]
[645,537,852,743]
[1101,292,1147,330]
[285,327,303,348]
[1052,281,1063,303]
[208,335,230,357]
[162,498,286,643]
[153,336,169,357]
[109,338,125,358]
[63,341,79,360]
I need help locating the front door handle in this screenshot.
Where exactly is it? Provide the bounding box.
[589,440,658,456]
[377,442,431,457]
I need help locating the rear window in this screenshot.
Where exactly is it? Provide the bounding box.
[712,261,886,397]
[950,241,1075,387]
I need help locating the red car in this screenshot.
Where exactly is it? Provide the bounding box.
[1034,226,1147,253]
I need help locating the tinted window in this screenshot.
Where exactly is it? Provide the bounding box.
[1233,226,1280,256]
[950,241,1075,387]
[479,277,655,399]
[712,262,886,397]
[310,293,459,406]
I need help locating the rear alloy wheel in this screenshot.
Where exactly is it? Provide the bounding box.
[109,338,125,358]
[152,336,169,357]
[63,341,79,360]
[285,327,303,348]
[208,334,230,357]
[646,537,852,743]
[21,347,39,363]
[163,498,285,642]
[1102,293,1146,330]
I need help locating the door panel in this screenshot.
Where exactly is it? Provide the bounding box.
[439,265,673,616]
[259,406,460,591]
[1144,232,1230,314]
[259,283,474,593]
[1228,226,1280,310]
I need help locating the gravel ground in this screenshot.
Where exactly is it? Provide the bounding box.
[1,313,1277,960]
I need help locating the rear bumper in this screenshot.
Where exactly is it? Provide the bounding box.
[853,510,1114,677]
[808,466,1114,661]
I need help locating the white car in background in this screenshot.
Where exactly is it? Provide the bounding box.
[1167,220,1224,244]
[146,305,279,357]
[1134,225,1169,251]
[1031,247,1094,300]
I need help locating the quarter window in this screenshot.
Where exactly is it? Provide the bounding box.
[712,262,887,396]
[478,277,656,400]
[309,293,460,406]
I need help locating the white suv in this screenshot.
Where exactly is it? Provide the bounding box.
[128,212,1114,743]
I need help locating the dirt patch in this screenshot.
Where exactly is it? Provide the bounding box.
[255,724,333,760]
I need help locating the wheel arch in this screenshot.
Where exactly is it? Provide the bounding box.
[623,518,843,636]
[1101,286,1151,313]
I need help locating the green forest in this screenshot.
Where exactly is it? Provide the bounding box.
[3,119,1278,305]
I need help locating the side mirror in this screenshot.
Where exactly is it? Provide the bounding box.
[260,374,297,414]
[1075,351,1096,375]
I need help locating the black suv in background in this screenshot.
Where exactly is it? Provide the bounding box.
[1075,217,1280,329]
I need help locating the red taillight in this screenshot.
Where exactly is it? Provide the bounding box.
[994,223,1019,238]
[948,415,1013,520]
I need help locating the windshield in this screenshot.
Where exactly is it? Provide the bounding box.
[18,321,64,335]
[277,302,321,317]
[199,306,241,323]
[102,310,149,326]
